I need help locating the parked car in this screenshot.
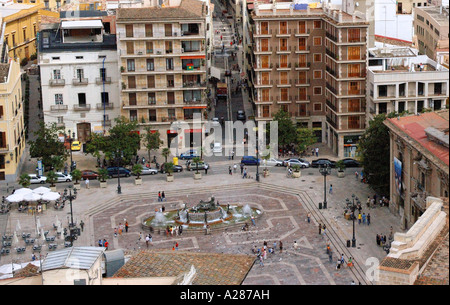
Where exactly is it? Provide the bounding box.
[81,170,99,180]
[212,142,222,155]
[285,158,310,168]
[28,174,47,184]
[241,156,260,165]
[139,166,158,175]
[339,158,360,168]
[311,159,336,168]
[237,110,246,121]
[263,158,283,167]
[55,172,73,182]
[186,160,209,171]
[106,167,131,178]
[160,163,183,174]
[212,117,220,126]
[71,141,81,151]
[179,149,198,160]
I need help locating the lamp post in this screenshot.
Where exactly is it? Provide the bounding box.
[67,130,75,172]
[112,150,123,194]
[348,193,358,248]
[319,164,331,209]
[64,185,78,246]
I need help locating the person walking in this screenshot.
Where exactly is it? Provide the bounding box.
[98,239,103,247]
[104,239,109,250]
[293,240,299,250]
[315,147,319,157]
[307,212,311,223]
[114,228,118,237]
[329,184,333,194]
[251,216,256,226]
[319,223,322,235]
[229,166,232,175]
[355,171,359,180]
[358,213,362,225]
[231,150,235,160]
[367,213,371,226]
[259,254,264,267]
[279,240,283,253]
[362,213,366,224]
[240,163,244,175]
[125,221,129,233]
[162,191,166,202]
[175,242,179,250]
[80,220,84,232]
[205,166,208,175]
[85,178,90,189]
[158,191,162,202]
[233,164,237,173]
[145,235,150,248]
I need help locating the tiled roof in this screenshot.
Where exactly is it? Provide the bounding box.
[13,263,39,278]
[379,257,416,271]
[114,250,255,285]
[117,0,205,21]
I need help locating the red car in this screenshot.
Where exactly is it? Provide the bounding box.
[81,170,99,180]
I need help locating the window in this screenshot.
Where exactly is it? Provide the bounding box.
[127,59,135,72]
[298,103,307,116]
[313,53,322,62]
[280,88,289,100]
[164,24,173,37]
[313,70,322,79]
[261,89,270,102]
[128,76,136,89]
[279,21,287,34]
[23,28,27,41]
[33,24,36,37]
[166,58,174,70]
[148,93,156,105]
[261,22,269,35]
[298,71,307,83]
[55,94,63,104]
[129,93,137,105]
[57,117,64,124]
[167,92,175,104]
[348,29,360,42]
[313,37,322,46]
[348,99,360,112]
[76,69,84,80]
[349,81,359,94]
[348,64,360,77]
[53,69,61,79]
[52,57,60,60]
[145,24,153,37]
[280,55,288,68]
[280,39,288,51]
[126,41,134,54]
[298,54,307,67]
[348,46,361,60]
[299,87,307,100]
[146,41,154,54]
[146,59,154,71]
[298,21,306,34]
[76,56,84,60]
[125,24,133,37]
[261,72,270,85]
[149,109,157,121]
[280,72,289,85]
[147,75,155,88]
[261,39,269,52]
[262,105,270,117]
[313,20,321,29]
[101,92,109,105]
[313,103,322,112]
[298,38,306,50]
[313,87,322,95]
[165,41,173,54]
[348,116,360,129]
[167,75,174,88]
[261,55,269,68]
[78,93,86,105]
[129,110,137,121]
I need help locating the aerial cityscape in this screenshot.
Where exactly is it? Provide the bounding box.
[0,0,448,288]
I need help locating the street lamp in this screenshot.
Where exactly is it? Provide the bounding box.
[347,193,359,248]
[112,150,123,194]
[67,130,75,173]
[64,185,78,246]
[319,164,331,209]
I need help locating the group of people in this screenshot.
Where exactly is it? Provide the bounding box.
[98,238,109,249]
[336,254,354,270]
[253,240,284,267]
[165,225,183,237]
[157,191,166,202]
[114,221,129,237]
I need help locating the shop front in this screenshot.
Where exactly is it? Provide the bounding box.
[343,135,361,158]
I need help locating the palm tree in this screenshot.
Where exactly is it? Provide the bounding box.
[46,171,58,187]
[162,148,171,163]
[71,169,82,184]
[18,174,31,188]
[192,157,201,174]
[164,162,174,176]
[98,168,109,182]
[132,164,143,179]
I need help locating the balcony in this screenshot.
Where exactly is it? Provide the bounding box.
[182,81,207,88]
[184,99,206,106]
[56,122,65,128]
[49,79,65,86]
[96,77,112,85]
[326,99,337,112]
[50,104,68,111]
[73,104,91,111]
[103,119,112,127]
[96,103,114,110]
[326,32,338,42]
[72,78,89,86]
[326,66,338,78]
[411,191,427,210]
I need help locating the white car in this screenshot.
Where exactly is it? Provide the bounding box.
[212,117,220,126]
[286,159,310,168]
[263,158,283,167]
[140,167,158,175]
[213,142,222,155]
[55,172,72,182]
[28,174,47,184]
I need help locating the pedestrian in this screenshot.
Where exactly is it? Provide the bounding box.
[322,224,327,236]
[80,220,84,232]
[139,232,143,242]
[231,150,235,160]
[104,239,109,250]
[114,228,118,237]
[205,167,208,175]
[367,213,371,226]
[272,241,276,253]
[315,147,319,157]
[162,191,166,202]
[145,235,150,248]
[376,234,380,246]
[85,178,90,189]
[242,168,247,179]
[293,240,298,250]
[179,225,183,236]
[251,215,256,226]
[347,257,353,267]
[366,196,371,208]
[240,163,244,174]
[175,242,179,250]
[98,239,102,247]
[158,191,162,202]
[336,259,341,270]
[307,212,311,223]
[329,184,333,194]
[340,254,345,265]
[233,164,237,173]
[362,213,366,224]
[319,223,322,235]
[259,254,264,267]
[229,166,232,175]
[125,221,129,233]
[355,171,358,180]
[358,213,362,224]
[279,240,283,253]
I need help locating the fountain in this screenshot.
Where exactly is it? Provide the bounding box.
[152,211,167,225]
[242,204,252,217]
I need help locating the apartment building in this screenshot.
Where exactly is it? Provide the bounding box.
[414,5,449,63]
[0,51,25,182]
[248,1,368,158]
[38,17,120,142]
[116,0,210,147]
[367,47,449,121]
[384,110,449,229]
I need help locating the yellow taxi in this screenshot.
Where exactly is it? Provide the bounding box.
[71,141,81,151]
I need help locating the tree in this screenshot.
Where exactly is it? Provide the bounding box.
[87,116,141,165]
[98,168,109,182]
[164,162,174,176]
[357,114,390,195]
[162,147,171,163]
[297,128,317,154]
[18,174,31,188]
[132,164,143,179]
[266,110,297,152]
[46,171,58,187]
[29,122,68,170]
[143,128,163,163]
[192,157,201,174]
[71,169,82,184]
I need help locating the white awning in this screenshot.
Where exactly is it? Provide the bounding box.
[61,20,104,30]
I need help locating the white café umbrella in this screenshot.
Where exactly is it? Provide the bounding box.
[41,192,60,201]
[15,220,21,232]
[40,228,46,241]
[5,194,23,203]
[12,232,18,244]
[23,193,42,202]
[13,188,32,196]
[32,187,51,195]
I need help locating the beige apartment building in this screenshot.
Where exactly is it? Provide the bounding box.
[248,1,368,157]
[384,110,449,229]
[414,5,449,63]
[116,0,209,147]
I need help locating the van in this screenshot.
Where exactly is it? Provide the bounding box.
[240,156,260,165]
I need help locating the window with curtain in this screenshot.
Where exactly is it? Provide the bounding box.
[261,55,269,68]
[127,59,135,72]
[348,64,360,77]
[298,21,306,34]
[298,38,306,51]
[348,46,361,60]
[261,39,269,52]
[261,89,270,101]
[348,28,360,42]
[280,39,288,51]
[280,55,288,68]
[146,41,153,54]
[261,72,270,85]
[145,24,153,37]
[146,59,154,71]
[280,72,288,84]
[298,54,307,67]
[280,21,287,34]
[261,22,269,35]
